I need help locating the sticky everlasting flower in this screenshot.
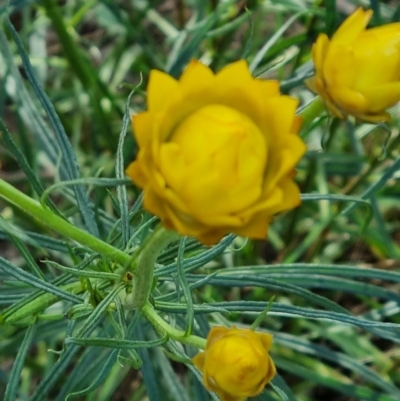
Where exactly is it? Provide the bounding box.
[306,8,400,122]
[126,60,305,245]
[192,327,276,401]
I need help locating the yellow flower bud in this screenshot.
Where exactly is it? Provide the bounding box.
[126,60,306,245]
[306,8,400,122]
[192,327,276,401]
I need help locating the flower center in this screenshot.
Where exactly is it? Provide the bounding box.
[167,104,267,216]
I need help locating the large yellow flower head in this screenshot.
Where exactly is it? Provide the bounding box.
[192,326,276,401]
[126,60,305,245]
[306,8,400,123]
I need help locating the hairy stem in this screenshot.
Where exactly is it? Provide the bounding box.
[142,302,206,350]
[0,179,130,266]
[124,226,180,309]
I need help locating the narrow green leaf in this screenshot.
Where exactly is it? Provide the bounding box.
[0,257,82,305]
[183,274,349,314]
[54,347,111,401]
[156,301,400,342]
[270,381,289,401]
[167,1,235,77]
[7,18,100,237]
[177,237,195,335]
[44,260,119,280]
[115,89,138,247]
[274,331,400,397]
[156,234,235,276]
[0,117,60,214]
[65,350,119,401]
[135,323,162,401]
[74,284,124,338]
[274,356,398,401]
[2,226,47,281]
[0,30,60,169]
[65,335,168,349]
[155,346,191,401]
[342,156,400,217]
[250,12,306,72]
[1,256,95,322]
[166,340,220,401]
[325,0,336,36]
[30,340,81,400]
[271,375,299,401]
[4,322,36,401]
[40,177,131,207]
[251,296,275,331]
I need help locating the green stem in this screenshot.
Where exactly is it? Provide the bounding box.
[142,302,207,350]
[0,179,130,266]
[125,226,180,309]
[298,96,326,130]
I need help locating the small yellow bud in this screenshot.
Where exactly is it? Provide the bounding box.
[192,327,276,401]
[306,8,400,122]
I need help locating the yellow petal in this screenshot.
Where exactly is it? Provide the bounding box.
[195,229,227,246]
[216,59,253,87]
[323,44,355,88]
[192,352,206,370]
[177,60,219,115]
[327,85,369,114]
[147,69,180,112]
[125,159,147,189]
[257,332,274,352]
[322,95,346,119]
[167,104,266,218]
[158,142,186,192]
[239,187,283,220]
[217,394,246,401]
[208,327,231,347]
[261,96,299,145]
[354,111,391,123]
[358,23,400,48]
[233,214,271,239]
[143,188,167,220]
[361,82,400,112]
[179,60,215,92]
[258,80,280,97]
[132,112,154,148]
[263,356,277,383]
[291,115,303,134]
[214,64,274,126]
[305,77,317,93]
[312,33,330,75]
[331,8,373,45]
[263,135,306,194]
[274,177,302,213]
[353,49,400,90]
[218,85,266,131]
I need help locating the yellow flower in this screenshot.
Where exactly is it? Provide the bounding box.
[126,60,305,245]
[306,8,400,123]
[192,326,276,401]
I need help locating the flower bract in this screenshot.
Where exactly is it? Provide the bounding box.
[306,8,400,122]
[126,60,305,245]
[192,326,276,401]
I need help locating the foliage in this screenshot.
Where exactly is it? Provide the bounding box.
[1,1,400,401]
